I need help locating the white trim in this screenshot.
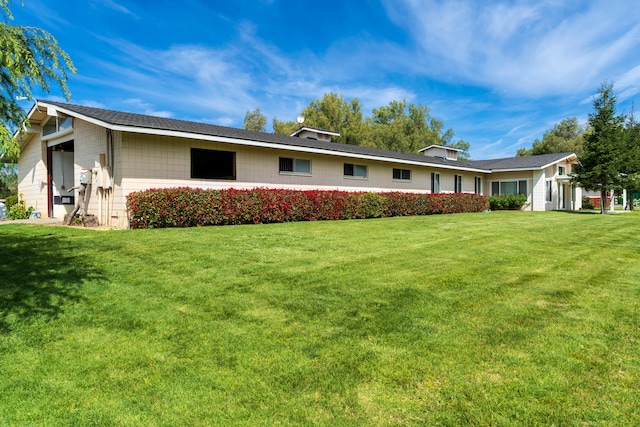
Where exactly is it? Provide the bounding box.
[43,127,74,143]
[290,126,340,137]
[418,144,463,153]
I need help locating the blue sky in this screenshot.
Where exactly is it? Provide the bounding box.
[11,0,640,159]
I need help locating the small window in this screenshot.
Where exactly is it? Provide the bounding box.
[42,116,73,136]
[393,168,411,181]
[454,175,463,193]
[344,163,367,178]
[431,172,440,193]
[558,166,566,176]
[491,181,500,196]
[474,177,482,195]
[279,157,311,174]
[191,148,236,180]
[518,180,527,195]
[546,180,553,202]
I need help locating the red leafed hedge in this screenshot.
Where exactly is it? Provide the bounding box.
[126,188,489,229]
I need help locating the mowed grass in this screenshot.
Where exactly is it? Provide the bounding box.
[0,211,639,426]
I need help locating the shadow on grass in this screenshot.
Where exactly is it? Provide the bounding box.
[554,209,635,215]
[0,228,103,334]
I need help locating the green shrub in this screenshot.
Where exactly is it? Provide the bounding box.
[127,188,489,229]
[5,195,18,210]
[581,196,595,210]
[8,200,33,220]
[489,194,528,210]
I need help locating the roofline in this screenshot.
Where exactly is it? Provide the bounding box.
[487,153,578,172]
[418,144,463,152]
[290,126,340,137]
[34,101,489,173]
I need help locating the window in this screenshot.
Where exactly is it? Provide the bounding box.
[491,180,528,196]
[546,180,553,202]
[454,175,463,193]
[344,163,367,178]
[279,157,311,174]
[42,116,73,136]
[431,172,440,193]
[393,168,411,180]
[558,166,566,176]
[191,148,236,180]
[474,177,482,195]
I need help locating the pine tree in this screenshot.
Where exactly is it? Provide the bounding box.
[573,83,625,214]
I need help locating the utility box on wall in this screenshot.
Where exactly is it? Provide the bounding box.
[80,168,92,184]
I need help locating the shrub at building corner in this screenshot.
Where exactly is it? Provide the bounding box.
[127,188,489,229]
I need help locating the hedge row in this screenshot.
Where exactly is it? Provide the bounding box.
[127,188,489,229]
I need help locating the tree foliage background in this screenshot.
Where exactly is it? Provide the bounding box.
[517,117,585,157]
[245,93,471,159]
[1,0,75,160]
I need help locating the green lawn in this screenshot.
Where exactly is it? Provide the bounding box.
[1,211,639,426]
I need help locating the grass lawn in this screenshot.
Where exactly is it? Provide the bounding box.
[1,211,639,426]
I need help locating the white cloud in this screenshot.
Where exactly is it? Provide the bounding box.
[383,0,640,97]
[122,99,173,118]
[616,64,640,101]
[92,0,138,17]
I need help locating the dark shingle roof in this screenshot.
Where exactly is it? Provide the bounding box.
[466,152,576,170]
[41,101,577,173]
[42,101,486,171]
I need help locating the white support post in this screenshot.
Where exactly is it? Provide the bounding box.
[610,189,615,212]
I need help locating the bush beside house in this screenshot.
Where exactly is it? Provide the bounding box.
[488,194,528,211]
[127,188,489,229]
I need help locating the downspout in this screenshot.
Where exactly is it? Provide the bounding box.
[108,129,115,226]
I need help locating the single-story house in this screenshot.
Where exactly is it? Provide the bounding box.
[16,101,581,227]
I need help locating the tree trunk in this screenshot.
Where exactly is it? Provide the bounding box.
[600,189,607,214]
[630,192,635,211]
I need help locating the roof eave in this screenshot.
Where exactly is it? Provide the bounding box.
[34,101,490,173]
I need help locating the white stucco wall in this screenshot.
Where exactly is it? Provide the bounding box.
[109,132,485,223]
[17,136,48,215]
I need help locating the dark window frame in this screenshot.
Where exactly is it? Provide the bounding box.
[344,163,367,178]
[393,168,411,181]
[279,157,311,174]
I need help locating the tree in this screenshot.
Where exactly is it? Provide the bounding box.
[0,161,16,198]
[620,106,640,210]
[242,108,267,132]
[272,117,299,136]
[572,83,626,214]
[270,93,469,157]
[517,117,585,157]
[368,100,469,158]
[1,0,75,160]
[273,93,368,145]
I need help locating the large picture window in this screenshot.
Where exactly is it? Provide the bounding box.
[191,148,236,180]
[491,180,528,196]
[279,157,311,174]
